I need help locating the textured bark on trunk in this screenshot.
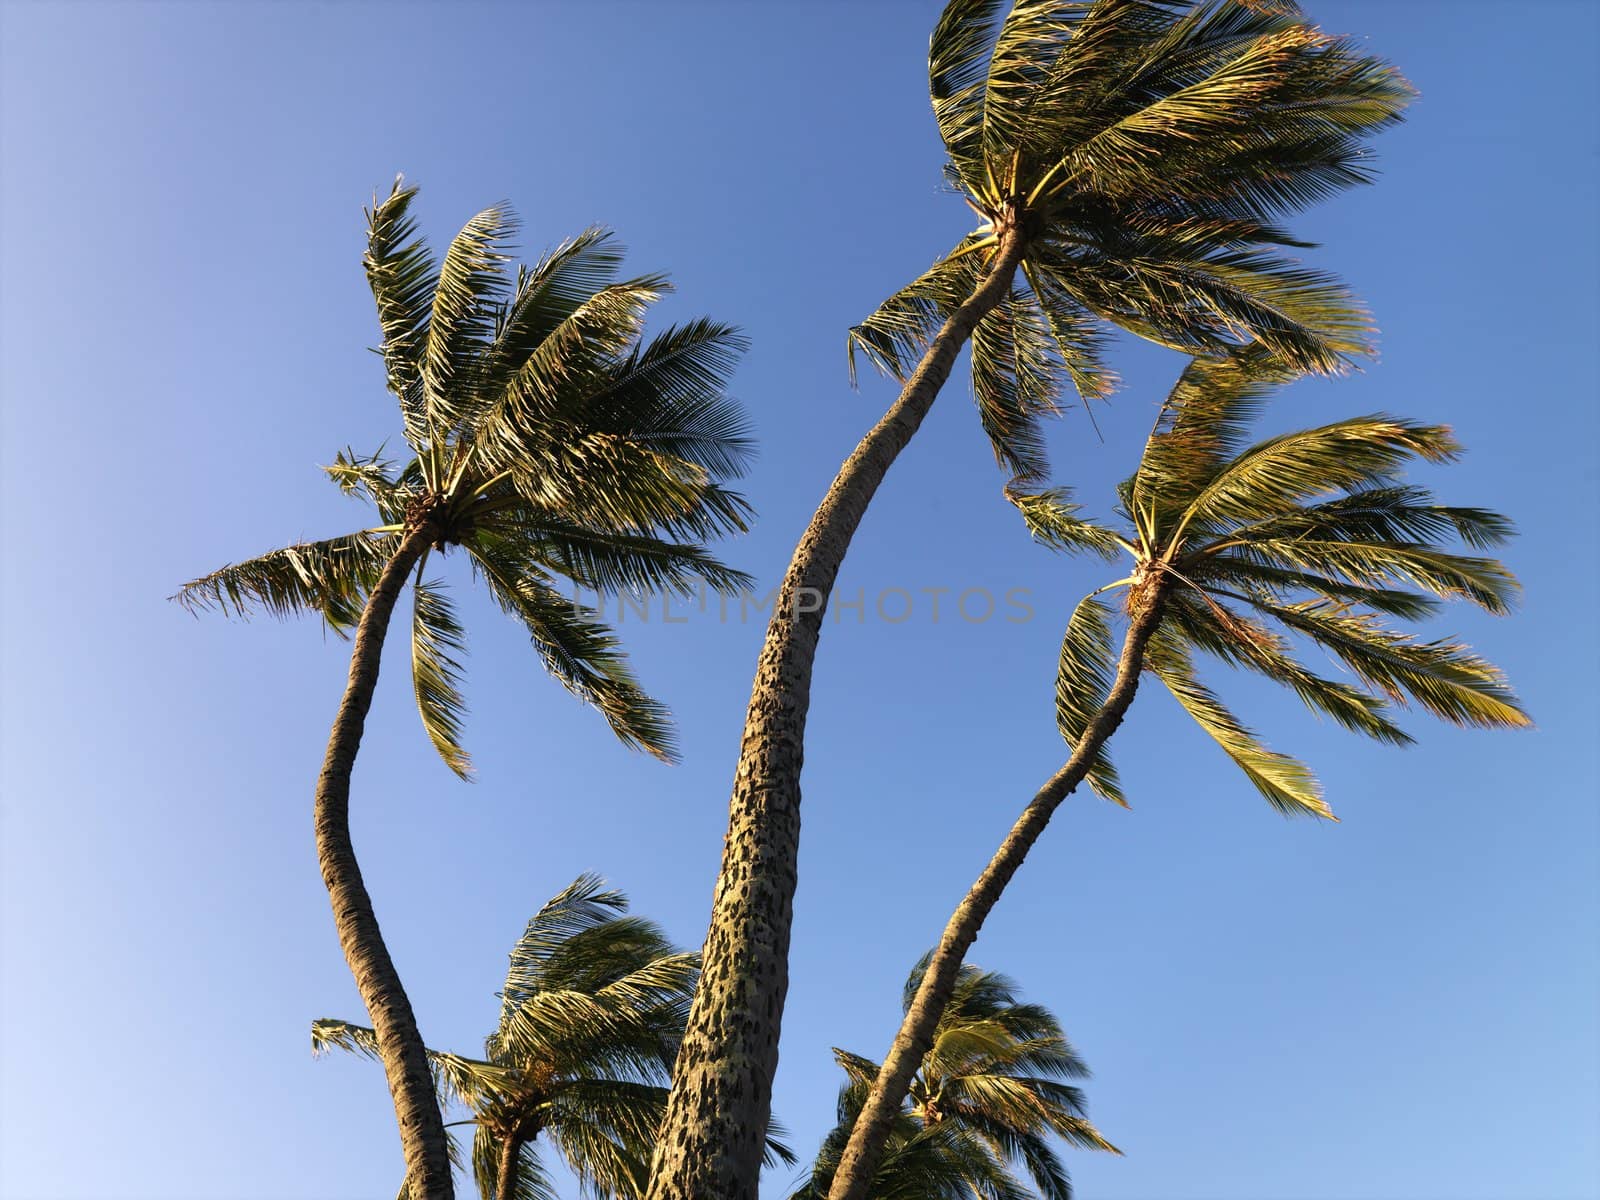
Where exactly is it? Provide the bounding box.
[315,522,455,1200]
[644,221,1029,1200]
[824,587,1169,1200]
[495,1133,525,1200]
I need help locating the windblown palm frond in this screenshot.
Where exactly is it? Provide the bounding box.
[793,957,1117,1200]
[175,179,756,772]
[1019,351,1529,819]
[318,876,794,1200]
[852,0,1414,484]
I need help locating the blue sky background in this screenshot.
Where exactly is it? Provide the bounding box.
[2,2,1596,1198]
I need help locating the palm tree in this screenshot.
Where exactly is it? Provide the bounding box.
[176,181,756,1198]
[794,959,1118,1200]
[314,875,795,1200]
[825,350,1530,1200]
[650,4,1415,1194]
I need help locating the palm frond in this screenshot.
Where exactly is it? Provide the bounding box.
[171,529,394,632]
[1053,593,1126,804]
[1245,597,1530,729]
[969,283,1065,483]
[1175,415,1461,533]
[1011,487,1123,559]
[471,549,675,761]
[476,226,627,401]
[497,874,630,1031]
[930,0,1010,186]
[848,234,989,384]
[1160,588,1412,745]
[421,202,516,440]
[411,577,471,778]
[311,1018,509,1109]
[1146,627,1330,818]
[363,177,437,445]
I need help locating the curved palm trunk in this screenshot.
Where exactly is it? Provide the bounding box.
[315,522,454,1200]
[645,220,1029,1200]
[824,587,1168,1200]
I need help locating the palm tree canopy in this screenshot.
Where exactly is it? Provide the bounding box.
[315,874,796,1200]
[175,181,757,771]
[794,958,1117,1200]
[850,0,1415,485]
[1015,350,1529,819]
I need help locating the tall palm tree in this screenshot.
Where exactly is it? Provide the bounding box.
[314,875,795,1200]
[649,4,1415,1195]
[794,960,1117,1200]
[825,351,1530,1200]
[176,181,756,1198]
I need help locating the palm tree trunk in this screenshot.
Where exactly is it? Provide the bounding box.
[645,219,1029,1200]
[315,522,454,1200]
[495,1134,524,1200]
[824,587,1169,1200]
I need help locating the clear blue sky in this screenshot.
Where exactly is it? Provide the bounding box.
[2,3,1595,1198]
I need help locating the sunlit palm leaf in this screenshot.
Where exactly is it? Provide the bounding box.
[411,577,471,778]
[172,529,394,632]
[1145,627,1329,818]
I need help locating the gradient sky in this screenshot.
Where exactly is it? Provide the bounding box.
[2,3,1596,1199]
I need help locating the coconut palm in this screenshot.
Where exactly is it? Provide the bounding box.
[176,181,756,1198]
[794,959,1118,1200]
[314,875,795,1200]
[826,350,1530,1200]
[651,4,1414,1194]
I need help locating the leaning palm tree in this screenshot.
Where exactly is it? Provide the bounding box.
[650,4,1415,1194]
[794,960,1118,1200]
[176,181,756,1198]
[824,351,1530,1200]
[314,875,795,1200]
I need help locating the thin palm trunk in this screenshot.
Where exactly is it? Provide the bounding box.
[314,522,454,1200]
[825,585,1169,1200]
[495,1133,525,1200]
[646,218,1028,1200]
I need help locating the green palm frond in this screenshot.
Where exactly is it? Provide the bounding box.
[848,234,989,383]
[1053,593,1126,804]
[1220,536,1519,614]
[311,1018,509,1109]
[969,284,1066,482]
[411,577,471,779]
[1145,627,1330,818]
[928,0,1009,185]
[364,177,437,443]
[583,318,757,480]
[1243,597,1529,730]
[1159,589,1412,746]
[472,550,674,761]
[323,447,420,525]
[1206,486,1517,553]
[505,517,755,601]
[1011,487,1123,559]
[1173,415,1461,535]
[172,529,395,632]
[421,201,516,443]
[1128,348,1297,537]
[476,227,627,400]
[497,874,632,1026]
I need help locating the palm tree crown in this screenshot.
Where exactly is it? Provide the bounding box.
[315,875,793,1199]
[851,0,1415,485]
[176,179,756,771]
[796,959,1117,1200]
[1020,350,1529,817]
